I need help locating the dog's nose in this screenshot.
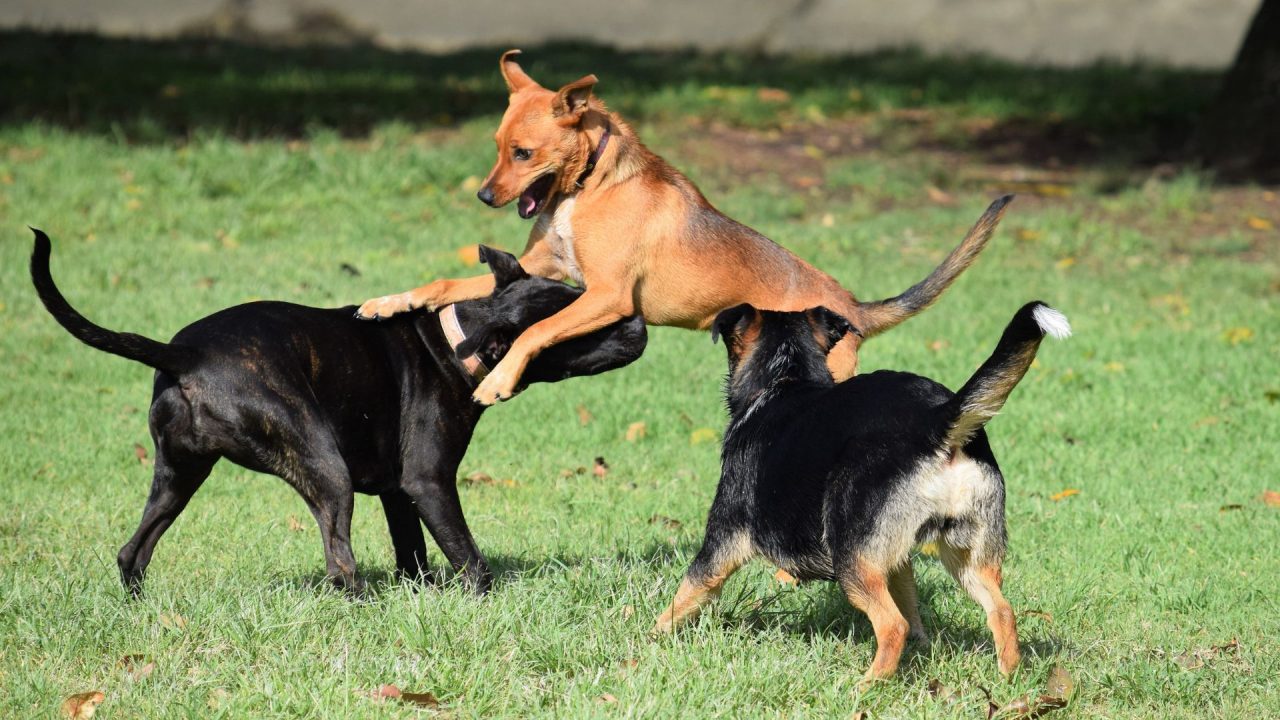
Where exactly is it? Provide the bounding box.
[476,187,496,206]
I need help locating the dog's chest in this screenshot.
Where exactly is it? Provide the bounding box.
[537,197,585,286]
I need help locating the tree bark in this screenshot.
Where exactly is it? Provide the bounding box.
[1193,0,1280,181]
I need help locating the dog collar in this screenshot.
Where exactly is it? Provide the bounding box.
[438,304,489,380]
[574,123,611,189]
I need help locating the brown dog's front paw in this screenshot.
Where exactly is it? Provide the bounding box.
[472,363,520,405]
[356,293,416,320]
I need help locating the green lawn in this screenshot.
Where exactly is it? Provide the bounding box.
[1,32,1277,719]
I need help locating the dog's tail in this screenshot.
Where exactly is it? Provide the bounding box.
[942,301,1070,449]
[30,228,200,376]
[855,195,1013,338]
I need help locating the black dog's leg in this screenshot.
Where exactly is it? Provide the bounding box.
[404,476,492,594]
[300,480,362,595]
[380,490,434,584]
[117,450,216,597]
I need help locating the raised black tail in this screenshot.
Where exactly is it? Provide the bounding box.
[943,301,1070,448]
[30,228,200,376]
[855,195,1013,338]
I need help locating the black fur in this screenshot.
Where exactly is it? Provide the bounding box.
[30,229,646,596]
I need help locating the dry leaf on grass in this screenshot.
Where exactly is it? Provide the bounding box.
[1222,327,1254,345]
[1019,609,1054,623]
[576,404,594,426]
[625,421,647,442]
[1262,490,1280,507]
[1049,488,1080,502]
[360,684,441,708]
[460,471,514,487]
[118,654,155,682]
[61,691,105,719]
[1015,228,1044,242]
[287,515,307,532]
[756,87,790,103]
[925,185,955,205]
[1173,638,1240,670]
[1219,504,1244,512]
[689,428,718,445]
[1245,215,1274,231]
[593,457,610,478]
[927,678,960,705]
[133,443,150,465]
[159,613,187,630]
[456,244,481,267]
[598,692,619,704]
[648,515,683,530]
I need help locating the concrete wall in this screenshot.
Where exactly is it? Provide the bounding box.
[0,0,1260,68]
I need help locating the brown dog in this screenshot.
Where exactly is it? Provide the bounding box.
[358,50,1011,404]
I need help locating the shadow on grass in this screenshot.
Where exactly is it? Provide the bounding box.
[2,29,1221,170]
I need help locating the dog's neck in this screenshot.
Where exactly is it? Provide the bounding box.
[726,338,834,419]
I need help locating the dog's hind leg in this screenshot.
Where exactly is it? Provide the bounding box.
[294,456,362,595]
[938,543,1020,676]
[117,449,215,597]
[380,490,433,585]
[888,562,928,644]
[840,556,910,680]
[651,530,752,634]
[402,475,492,595]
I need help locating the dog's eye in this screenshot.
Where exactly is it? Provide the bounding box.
[513,148,532,161]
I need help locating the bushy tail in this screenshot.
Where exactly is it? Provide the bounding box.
[29,228,199,376]
[855,195,1013,338]
[943,301,1070,448]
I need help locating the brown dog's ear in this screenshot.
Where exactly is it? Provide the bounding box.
[478,245,529,288]
[553,74,598,123]
[711,303,757,345]
[805,306,860,351]
[500,49,538,93]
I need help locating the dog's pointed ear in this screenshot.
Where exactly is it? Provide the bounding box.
[500,49,539,93]
[711,303,757,345]
[806,306,860,351]
[553,74,598,124]
[479,245,529,288]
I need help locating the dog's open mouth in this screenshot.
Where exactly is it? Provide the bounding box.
[518,173,556,219]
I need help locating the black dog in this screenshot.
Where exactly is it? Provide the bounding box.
[652,301,1069,680]
[30,230,645,596]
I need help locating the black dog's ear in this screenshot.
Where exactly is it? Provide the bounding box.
[456,322,514,361]
[806,306,859,351]
[711,303,757,345]
[478,245,528,288]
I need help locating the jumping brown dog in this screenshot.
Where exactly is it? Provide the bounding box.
[358,50,1012,404]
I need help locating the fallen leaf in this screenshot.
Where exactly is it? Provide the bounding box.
[118,654,155,681]
[159,613,187,630]
[1015,228,1044,242]
[1049,488,1080,502]
[195,276,216,289]
[925,185,955,205]
[820,213,835,227]
[1054,257,1076,270]
[576,404,594,426]
[161,84,182,98]
[593,457,610,478]
[133,443,150,465]
[1264,389,1280,404]
[287,515,306,532]
[1262,490,1280,507]
[598,692,619,704]
[1173,638,1240,670]
[756,87,790,103]
[61,691,105,719]
[774,568,798,586]
[461,471,494,486]
[850,713,866,720]
[1219,504,1244,512]
[1044,665,1074,700]
[927,678,960,704]
[1245,215,1274,231]
[689,427,718,445]
[625,421,647,442]
[339,262,361,277]
[648,514,682,530]
[398,691,440,708]
[1193,416,1221,428]
[1103,361,1125,373]
[459,176,482,192]
[1222,327,1254,345]
[456,245,481,267]
[991,694,1068,718]
[558,468,576,478]
[206,688,230,710]
[621,605,635,620]
[928,339,950,353]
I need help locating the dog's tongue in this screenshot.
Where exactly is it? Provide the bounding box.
[519,191,538,218]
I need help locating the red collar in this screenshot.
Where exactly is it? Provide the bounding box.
[574,123,611,189]
[438,304,488,380]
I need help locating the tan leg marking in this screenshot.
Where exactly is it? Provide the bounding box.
[826,332,861,382]
[888,563,928,643]
[842,557,909,680]
[940,546,1020,676]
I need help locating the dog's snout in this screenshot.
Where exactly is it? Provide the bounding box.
[476,186,496,206]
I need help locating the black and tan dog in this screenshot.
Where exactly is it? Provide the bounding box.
[652,301,1069,680]
[30,230,645,596]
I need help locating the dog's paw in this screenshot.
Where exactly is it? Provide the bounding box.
[472,364,519,405]
[356,293,416,320]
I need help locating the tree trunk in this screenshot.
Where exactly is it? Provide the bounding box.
[1193,0,1280,181]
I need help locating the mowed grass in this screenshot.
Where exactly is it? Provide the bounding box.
[1,34,1279,719]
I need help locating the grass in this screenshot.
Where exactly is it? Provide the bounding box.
[1,32,1278,719]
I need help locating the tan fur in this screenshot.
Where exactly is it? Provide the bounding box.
[357,51,1008,404]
